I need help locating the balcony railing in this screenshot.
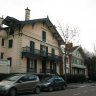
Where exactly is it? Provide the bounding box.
[22,47,62,61]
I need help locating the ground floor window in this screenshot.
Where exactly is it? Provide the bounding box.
[27,58,37,73]
[72,68,85,75]
[7,57,12,67]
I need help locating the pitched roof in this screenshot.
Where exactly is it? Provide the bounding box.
[2,16,64,44]
[68,46,79,52]
[68,46,85,57]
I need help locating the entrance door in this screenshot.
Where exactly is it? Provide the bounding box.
[42,59,46,73]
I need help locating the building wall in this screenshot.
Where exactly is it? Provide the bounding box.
[22,23,59,54]
[71,50,86,75]
[20,22,60,73]
[0,21,61,74]
[0,30,7,59]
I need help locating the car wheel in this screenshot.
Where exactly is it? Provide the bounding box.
[8,88,17,96]
[48,86,53,92]
[35,87,40,94]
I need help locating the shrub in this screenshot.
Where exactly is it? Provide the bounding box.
[61,74,86,83]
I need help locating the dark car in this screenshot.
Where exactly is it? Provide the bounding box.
[0,74,41,96]
[32,73,56,81]
[40,76,67,92]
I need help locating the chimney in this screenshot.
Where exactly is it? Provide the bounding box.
[25,7,31,20]
[65,43,73,50]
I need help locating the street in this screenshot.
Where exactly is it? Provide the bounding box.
[19,83,96,96]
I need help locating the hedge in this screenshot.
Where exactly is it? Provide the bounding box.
[61,74,86,83]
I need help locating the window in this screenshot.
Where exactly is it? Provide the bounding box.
[8,39,13,48]
[2,38,4,46]
[1,52,4,59]
[27,59,37,73]
[40,45,48,56]
[7,57,12,67]
[30,41,35,53]
[51,48,55,55]
[42,31,46,42]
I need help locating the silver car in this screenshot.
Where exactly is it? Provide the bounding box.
[0,74,41,96]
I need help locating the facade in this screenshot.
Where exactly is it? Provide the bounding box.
[60,43,87,76]
[67,43,87,75]
[0,8,64,74]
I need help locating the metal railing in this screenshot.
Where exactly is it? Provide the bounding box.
[22,47,62,61]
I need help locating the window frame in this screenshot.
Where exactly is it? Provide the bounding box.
[1,52,4,59]
[42,31,46,42]
[8,39,13,48]
[2,38,5,46]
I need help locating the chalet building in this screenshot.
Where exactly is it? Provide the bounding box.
[65,43,87,75]
[0,8,64,74]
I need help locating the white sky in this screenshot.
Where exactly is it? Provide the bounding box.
[0,0,96,52]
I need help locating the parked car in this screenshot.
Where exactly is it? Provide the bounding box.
[0,74,41,96]
[40,76,67,92]
[32,73,56,81]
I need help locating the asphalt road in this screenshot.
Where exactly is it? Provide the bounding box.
[19,83,96,96]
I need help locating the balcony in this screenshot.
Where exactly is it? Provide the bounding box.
[72,63,86,69]
[48,53,59,60]
[22,47,48,58]
[22,47,62,62]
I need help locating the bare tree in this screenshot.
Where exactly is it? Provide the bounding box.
[57,21,79,83]
[57,22,79,44]
[93,43,96,56]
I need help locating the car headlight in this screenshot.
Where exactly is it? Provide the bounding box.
[1,85,11,90]
[43,82,50,86]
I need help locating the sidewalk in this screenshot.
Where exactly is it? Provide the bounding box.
[67,82,96,89]
[67,82,88,89]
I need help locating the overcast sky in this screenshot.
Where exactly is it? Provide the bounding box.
[0,0,96,52]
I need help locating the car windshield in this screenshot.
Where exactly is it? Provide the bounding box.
[4,75,21,81]
[42,77,54,82]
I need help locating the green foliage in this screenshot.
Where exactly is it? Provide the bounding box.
[85,56,96,81]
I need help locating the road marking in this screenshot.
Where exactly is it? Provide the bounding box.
[74,93,80,95]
